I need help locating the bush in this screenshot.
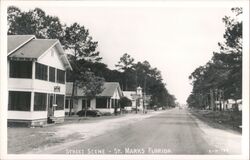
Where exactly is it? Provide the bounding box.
[102,112,112,116]
[77,110,102,117]
[120,97,132,108]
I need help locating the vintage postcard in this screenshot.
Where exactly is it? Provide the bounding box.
[0,0,249,160]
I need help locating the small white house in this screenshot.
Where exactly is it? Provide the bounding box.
[214,99,242,111]
[65,82,123,114]
[123,86,144,111]
[8,35,72,127]
[237,99,242,111]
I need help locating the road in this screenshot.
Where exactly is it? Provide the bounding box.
[48,108,241,154]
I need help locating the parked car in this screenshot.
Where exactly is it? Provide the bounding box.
[124,106,132,111]
[77,110,102,117]
[132,107,140,112]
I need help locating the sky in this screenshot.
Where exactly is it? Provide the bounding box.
[16,3,234,104]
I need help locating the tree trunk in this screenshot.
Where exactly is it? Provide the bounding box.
[125,78,128,91]
[119,100,122,115]
[208,94,211,110]
[85,99,88,117]
[210,89,215,111]
[69,55,77,117]
[114,99,117,115]
[219,91,222,111]
[136,99,138,114]
[69,81,76,116]
[234,99,239,112]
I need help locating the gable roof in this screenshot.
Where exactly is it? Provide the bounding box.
[8,35,72,70]
[66,82,123,98]
[8,35,35,54]
[9,39,58,59]
[123,91,136,100]
[98,82,122,97]
[66,82,74,96]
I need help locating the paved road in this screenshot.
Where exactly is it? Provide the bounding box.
[52,108,240,155]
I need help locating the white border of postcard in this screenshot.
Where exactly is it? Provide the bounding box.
[0,0,249,160]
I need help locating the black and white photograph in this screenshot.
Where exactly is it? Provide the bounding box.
[0,0,249,160]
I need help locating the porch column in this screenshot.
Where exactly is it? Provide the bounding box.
[31,61,35,112]
[30,92,34,112]
[32,61,35,80]
[109,98,112,108]
[47,94,49,111]
[106,98,109,108]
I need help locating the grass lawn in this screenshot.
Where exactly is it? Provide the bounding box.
[7,112,146,154]
[8,127,57,153]
[7,114,122,154]
[190,109,242,133]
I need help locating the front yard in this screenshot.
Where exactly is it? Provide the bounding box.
[8,110,163,154]
[189,109,242,133]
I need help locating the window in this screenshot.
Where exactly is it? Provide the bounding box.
[35,62,48,80]
[8,91,31,111]
[65,99,73,109]
[82,99,90,110]
[56,94,64,110]
[57,69,65,84]
[9,60,32,78]
[96,97,107,108]
[34,92,47,111]
[49,67,55,82]
[65,99,69,109]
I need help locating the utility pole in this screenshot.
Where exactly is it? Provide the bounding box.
[210,88,215,111]
[143,75,147,114]
[136,98,138,114]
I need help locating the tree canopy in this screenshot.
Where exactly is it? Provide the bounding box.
[187,8,242,109]
[8,7,64,40]
[8,6,176,109]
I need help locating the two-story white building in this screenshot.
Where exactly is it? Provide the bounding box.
[7,35,72,127]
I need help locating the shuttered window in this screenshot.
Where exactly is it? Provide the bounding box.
[65,99,73,109]
[34,92,47,111]
[96,97,107,108]
[35,62,48,80]
[9,61,32,78]
[57,69,65,84]
[49,67,55,82]
[56,94,64,110]
[8,91,31,111]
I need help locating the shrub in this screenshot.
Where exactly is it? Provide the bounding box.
[102,112,112,116]
[77,110,102,117]
[120,97,132,108]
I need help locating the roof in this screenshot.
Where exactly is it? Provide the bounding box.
[66,82,74,96]
[8,35,72,70]
[66,82,123,97]
[9,39,58,59]
[99,82,121,97]
[123,91,136,100]
[8,35,35,54]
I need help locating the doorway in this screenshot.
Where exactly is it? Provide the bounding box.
[48,94,54,117]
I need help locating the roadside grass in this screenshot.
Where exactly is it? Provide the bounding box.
[8,111,151,154]
[7,114,123,154]
[8,127,59,154]
[64,113,128,124]
[190,109,242,133]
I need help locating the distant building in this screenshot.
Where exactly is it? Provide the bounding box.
[123,91,136,107]
[8,35,72,127]
[214,99,242,111]
[123,86,144,111]
[65,82,123,114]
